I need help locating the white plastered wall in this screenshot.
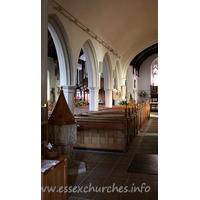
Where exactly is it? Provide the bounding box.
[138,53,158,102]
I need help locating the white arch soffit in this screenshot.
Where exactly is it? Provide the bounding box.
[115,61,121,89]
[103,60,109,90]
[48,15,75,86]
[83,48,93,87]
[82,40,99,87]
[103,53,112,89]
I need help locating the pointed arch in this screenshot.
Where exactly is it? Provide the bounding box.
[48,14,75,86]
[103,52,113,89]
[115,60,122,90]
[82,39,99,87]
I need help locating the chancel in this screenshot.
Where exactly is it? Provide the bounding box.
[41,0,158,199]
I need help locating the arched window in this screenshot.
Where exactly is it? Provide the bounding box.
[150,58,158,86]
[153,64,158,86]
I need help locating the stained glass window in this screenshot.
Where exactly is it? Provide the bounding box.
[153,64,158,86]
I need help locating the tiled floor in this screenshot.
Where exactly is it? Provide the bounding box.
[67,112,158,200]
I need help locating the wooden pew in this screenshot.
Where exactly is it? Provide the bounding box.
[74,101,150,152]
[74,112,127,151]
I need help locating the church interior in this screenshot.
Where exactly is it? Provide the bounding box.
[2,0,199,200]
[41,1,158,199]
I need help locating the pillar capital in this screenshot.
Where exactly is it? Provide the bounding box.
[88,86,100,91]
[105,89,113,92]
[61,85,76,91]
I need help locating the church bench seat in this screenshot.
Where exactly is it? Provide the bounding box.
[73,102,150,152]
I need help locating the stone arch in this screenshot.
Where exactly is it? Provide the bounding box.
[48,14,75,86]
[80,39,99,111]
[82,39,99,88]
[115,60,122,90]
[103,52,113,107]
[103,52,113,90]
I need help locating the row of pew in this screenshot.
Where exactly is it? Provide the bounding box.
[74,101,150,152]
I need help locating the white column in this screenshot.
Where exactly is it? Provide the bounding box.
[121,78,126,100]
[99,61,103,88]
[105,89,113,108]
[77,64,82,85]
[121,78,126,86]
[127,92,130,101]
[88,87,100,111]
[62,85,76,114]
[41,0,48,102]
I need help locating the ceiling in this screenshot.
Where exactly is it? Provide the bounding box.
[54,0,158,57]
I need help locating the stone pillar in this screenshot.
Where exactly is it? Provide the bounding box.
[121,78,126,86]
[41,0,48,102]
[127,92,130,101]
[105,89,113,108]
[121,78,126,100]
[62,85,76,114]
[88,87,100,111]
[77,64,82,85]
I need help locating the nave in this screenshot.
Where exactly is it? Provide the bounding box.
[67,113,158,200]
